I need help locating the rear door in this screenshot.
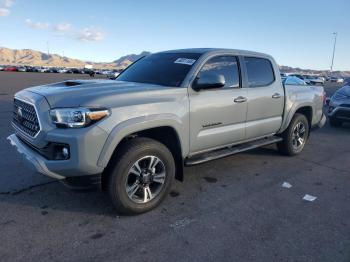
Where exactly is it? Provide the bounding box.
[189,55,248,153]
[243,57,284,139]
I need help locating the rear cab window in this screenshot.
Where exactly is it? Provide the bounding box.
[244,57,275,87]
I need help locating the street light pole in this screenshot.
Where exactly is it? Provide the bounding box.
[330,32,337,75]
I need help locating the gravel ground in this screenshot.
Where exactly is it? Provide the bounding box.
[0,72,349,262]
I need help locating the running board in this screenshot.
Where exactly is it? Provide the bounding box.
[185,136,283,166]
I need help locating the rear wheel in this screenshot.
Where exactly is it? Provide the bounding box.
[277,113,309,156]
[107,137,175,215]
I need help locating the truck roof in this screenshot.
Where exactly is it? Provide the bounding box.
[158,48,273,59]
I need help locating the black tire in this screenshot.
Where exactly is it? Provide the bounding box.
[329,117,342,127]
[107,137,175,215]
[277,113,309,156]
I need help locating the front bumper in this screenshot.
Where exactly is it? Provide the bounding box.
[328,106,350,122]
[8,124,108,179]
[7,134,65,179]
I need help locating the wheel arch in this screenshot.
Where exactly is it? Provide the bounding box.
[99,116,187,189]
[280,103,314,133]
[295,106,313,130]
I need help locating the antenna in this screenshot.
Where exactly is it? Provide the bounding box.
[330,32,337,75]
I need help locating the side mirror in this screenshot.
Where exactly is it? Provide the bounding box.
[193,74,225,91]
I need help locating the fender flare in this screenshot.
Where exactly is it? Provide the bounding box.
[97,114,188,168]
[279,102,314,133]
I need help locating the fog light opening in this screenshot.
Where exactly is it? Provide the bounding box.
[53,145,70,160]
[62,147,69,159]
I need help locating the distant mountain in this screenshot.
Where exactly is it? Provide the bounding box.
[113,51,151,68]
[0,47,115,69]
[0,47,151,69]
[0,47,349,77]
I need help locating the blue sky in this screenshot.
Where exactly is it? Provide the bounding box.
[0,0,349,70]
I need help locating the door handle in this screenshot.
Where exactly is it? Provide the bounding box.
[234,96,247,103]
[272,93,281,99]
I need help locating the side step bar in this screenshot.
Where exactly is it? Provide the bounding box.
[185,136,283,166]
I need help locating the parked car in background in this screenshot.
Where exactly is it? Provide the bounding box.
[17,67,27,72]
[0,66,4,71]
[47,67,59,73]
[4,66,18,72]
[342,78,350,86]
[66,68,84,74]
[28,66,39,72]
[83,69,94,75]
[328,85,350,126]
[330,77,344,83]
[107,70,120,80]
[319,76,326,82]
[283,76,307,86]
[303,75,324,85]
[289,74,306,82]
[288,74,324,85]
[37,67,49,73]
[58,68,68,73]
[101,70,112,75]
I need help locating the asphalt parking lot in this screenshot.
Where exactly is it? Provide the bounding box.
[0,72,349,262]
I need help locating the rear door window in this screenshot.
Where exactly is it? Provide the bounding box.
[244,57,275,87]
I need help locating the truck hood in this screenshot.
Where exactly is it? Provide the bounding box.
[26,80,178,108]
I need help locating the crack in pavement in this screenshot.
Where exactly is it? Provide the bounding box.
[0,180,58,196]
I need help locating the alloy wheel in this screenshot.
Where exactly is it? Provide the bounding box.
[292,122,306,151]
[125,155,166,203]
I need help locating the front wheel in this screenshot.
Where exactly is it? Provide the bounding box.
[277,113,309,156]
[107,137,175,215]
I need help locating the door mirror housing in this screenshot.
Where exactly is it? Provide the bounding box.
[193,74,225,91]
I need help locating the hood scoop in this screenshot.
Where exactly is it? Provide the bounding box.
[64,81,83,87]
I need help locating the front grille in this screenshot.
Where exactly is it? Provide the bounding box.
[13,98,40,137]
[336,110,350,120]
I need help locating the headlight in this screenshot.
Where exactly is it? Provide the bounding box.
[50,108,110,128]
[333,92,348,100]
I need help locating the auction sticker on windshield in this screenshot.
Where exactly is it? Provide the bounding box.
[174,58,196,65]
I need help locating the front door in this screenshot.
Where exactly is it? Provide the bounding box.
[189,55,248,154]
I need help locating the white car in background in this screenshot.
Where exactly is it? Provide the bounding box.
[17,67,27,72]
[38,67,49,73]
[101,70,112,75]
[107,71,120,80]
[303,75,325,85]
[330,77,344,83]
[58,68,68,73]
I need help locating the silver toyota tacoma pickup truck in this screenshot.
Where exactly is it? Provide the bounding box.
[8,48,326,214]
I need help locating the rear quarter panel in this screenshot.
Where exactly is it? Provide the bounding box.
[280,84,324,132]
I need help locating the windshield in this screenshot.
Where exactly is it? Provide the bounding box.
[116,53,201,87]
